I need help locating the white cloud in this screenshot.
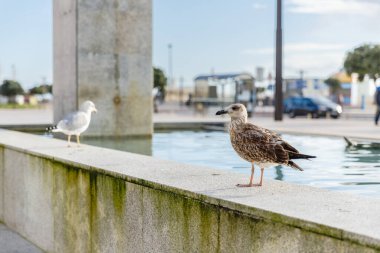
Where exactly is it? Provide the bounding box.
[242,43,347,77]
[284,52,344,76]
[242,48,273,55]
[252,3,267,10]
[286,0,380,15]
[242,42,347,55]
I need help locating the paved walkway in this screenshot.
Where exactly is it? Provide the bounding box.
[0,103,376,125]
[1,105,380,140]
[154,113,380,140]
[253,117,380,140]
[0,108,52,126]
[0,223,43,253]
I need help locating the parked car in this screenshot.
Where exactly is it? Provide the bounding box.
[283,96,342,119]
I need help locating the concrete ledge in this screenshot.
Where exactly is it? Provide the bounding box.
[1,129,380,252]
[0,124,51,133]
[154,122,226,131]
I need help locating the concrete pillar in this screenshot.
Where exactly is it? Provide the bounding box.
[53,0,152,136]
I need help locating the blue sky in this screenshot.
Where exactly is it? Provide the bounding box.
[0,0,52,89]
[1,0,380,89]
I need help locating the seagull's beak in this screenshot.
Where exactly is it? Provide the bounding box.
[216,109,228,115]
[93,108,98,113]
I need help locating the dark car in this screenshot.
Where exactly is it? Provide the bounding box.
[283,96,342,119]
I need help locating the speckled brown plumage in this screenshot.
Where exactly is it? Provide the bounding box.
[216,103,316,187]
[229,120,304,170]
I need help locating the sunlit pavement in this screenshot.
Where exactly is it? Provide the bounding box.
[153,113,380,140]
[252,117,380,140]
[0,107,52,125]
[1,104,380,141]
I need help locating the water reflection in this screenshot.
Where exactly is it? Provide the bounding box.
[44,130,380,198]
[345,146,380,163]
[274,166,284,181]
[150,132,380,198]
[83,136,152,156]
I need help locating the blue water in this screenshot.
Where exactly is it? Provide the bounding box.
[83,131,380,198]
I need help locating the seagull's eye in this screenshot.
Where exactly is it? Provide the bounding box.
[232,106,239,111]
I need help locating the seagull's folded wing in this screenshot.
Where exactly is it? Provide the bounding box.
[238,124,297,164]
[58,112,88,131]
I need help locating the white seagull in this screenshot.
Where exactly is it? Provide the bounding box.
[48,101,97,147]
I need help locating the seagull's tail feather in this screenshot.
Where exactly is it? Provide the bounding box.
[287,161,304,171]
[287,152,316,171]
[289,152,316,160]
[46,125,59,132]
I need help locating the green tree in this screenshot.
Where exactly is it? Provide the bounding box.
[153,67,167,93]
[29,84,52,94]
[344,44,380,81]
[324,78,341,95]
[0,80,24,96]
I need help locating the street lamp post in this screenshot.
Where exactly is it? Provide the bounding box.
[168,44,173,88]
[274,0,283,121]
[299,70,304,96]
[179,76,184,106]
[234,78,239,103]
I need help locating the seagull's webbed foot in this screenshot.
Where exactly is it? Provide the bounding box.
[236,167,264,187]
[236,183,254,187]
[67,135,72,147]
[236,183,262,187]
[236,162,258,187]
[76,135,81,147]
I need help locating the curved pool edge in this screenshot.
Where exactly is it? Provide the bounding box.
[1,128,380,252]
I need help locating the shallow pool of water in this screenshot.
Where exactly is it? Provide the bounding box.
[81,131,380,198]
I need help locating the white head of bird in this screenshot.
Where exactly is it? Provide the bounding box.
[80,101,97,114]
[216,103,247,123]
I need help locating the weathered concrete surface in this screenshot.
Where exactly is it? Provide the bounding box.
[53,0,77,124]
[53,0,153,137]
[1,129,380,252]
[0,147,3,222]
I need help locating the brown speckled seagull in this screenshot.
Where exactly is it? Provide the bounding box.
[216,103,316,187]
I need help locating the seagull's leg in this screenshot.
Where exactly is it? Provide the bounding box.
[254,167,265,186]
[76,134,81,147]
[237,162,255,187]
[67,135,71,147]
